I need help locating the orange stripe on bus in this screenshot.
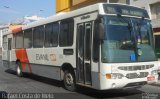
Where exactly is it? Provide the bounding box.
[15,49,32,73]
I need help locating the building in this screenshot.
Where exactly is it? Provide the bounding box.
[130,0,160,57]
[11,15,45,25]
[56,0,130,13]
[130,0,160,33]
[0,15,44,54]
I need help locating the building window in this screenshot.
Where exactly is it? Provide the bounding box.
[16,32,23,48]
[156,6,160,19]
[59,19,74,47]
[45,22,59,47]
[109,0,130,4]
[33,26,44,48]
[24,29,32,48]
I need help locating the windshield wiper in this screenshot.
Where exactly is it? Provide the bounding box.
[117,14,139,61]
[135,17,145,44]
[117,14,132,32]
[132,18,147,60]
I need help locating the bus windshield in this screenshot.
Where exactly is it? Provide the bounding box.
[101,16,157,63]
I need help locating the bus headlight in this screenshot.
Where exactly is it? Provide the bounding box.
[151,70,158,75]
[111,73,124,79]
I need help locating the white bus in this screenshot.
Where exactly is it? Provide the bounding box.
[2,3,159,91]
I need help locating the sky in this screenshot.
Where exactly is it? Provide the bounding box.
[0,0,56,24]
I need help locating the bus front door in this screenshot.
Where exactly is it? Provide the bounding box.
[77,22,92,85]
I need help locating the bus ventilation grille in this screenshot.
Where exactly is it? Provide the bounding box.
[118,65,154,71]
[126,72,149,79]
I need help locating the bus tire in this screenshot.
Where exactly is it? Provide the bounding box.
[16,62,23,77]
[63,70,76,92]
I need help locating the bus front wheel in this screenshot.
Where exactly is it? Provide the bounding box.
[16,62,23,77]
[63,70,76,91]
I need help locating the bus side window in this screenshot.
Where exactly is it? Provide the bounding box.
[16,32,23,49]
[45,22,59,47]
[33,26,44,48]
[93,20,100,62]
[59,19,74,47]
[3,35,7,50]
[24,29,32,48]
[12,34,16,49]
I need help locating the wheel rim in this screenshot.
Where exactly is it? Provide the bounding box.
[65,73,74,86]
[17,66,21,75]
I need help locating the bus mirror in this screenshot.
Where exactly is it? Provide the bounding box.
[98,23,105,40]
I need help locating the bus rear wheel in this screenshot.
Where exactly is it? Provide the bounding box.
[63,70,76,92]
[16,62,23,77]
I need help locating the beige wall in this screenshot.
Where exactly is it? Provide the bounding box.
[130,0,160,19]
[56,0,130,13]
[109,0,129,4]
[72,0,87,6]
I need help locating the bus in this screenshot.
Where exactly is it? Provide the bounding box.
[2,3,159,91]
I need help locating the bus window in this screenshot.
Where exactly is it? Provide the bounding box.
[3,35,7,50]
[59,19,74,47]
[155,35,160,58]
[33,26,44,48]
[12,34,16,49]
[85,24,92,60]
[45,22,59,47]
[93,20,100,62]
[24,29,32,48]
[16,32,23,48]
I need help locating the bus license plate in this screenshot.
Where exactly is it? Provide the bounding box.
[147,76,155,81]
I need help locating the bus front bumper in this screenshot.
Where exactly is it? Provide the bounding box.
[99,75,158,90]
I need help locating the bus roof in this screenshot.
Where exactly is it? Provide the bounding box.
[23,3,148,30]
[4,3,148,35]
[23,3,102,30]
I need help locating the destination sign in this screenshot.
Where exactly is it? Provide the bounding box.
[103,4,149,18]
